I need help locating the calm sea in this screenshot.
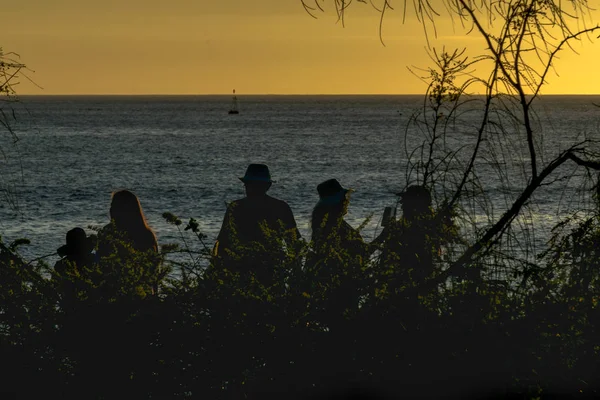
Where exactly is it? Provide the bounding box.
[1,95,599,264]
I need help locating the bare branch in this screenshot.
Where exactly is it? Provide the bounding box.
[433,147,600,285]
[530,25,600,102]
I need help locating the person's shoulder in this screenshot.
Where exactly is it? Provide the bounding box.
[265,195,292,209]
[224,198,245,214]
[54,259,67,275]
[228,198,246,208]
[143,227,157,239]
[143,229,158,251]
[340,220,364,243]
[382,218,406,238]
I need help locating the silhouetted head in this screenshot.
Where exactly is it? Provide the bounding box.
[107,190,158,254]
[239,163,273,197]
[397,185,432,220]
[109,189,150,231]
[57,227,93,257]
[317,179,352,209]
[312,179,352,234]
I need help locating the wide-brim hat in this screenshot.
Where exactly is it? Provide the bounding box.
[239,163,274,183]
[397,185,432,205]
[57,227,94,257]
[317,178,353,206]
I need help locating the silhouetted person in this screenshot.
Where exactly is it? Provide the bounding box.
[308,179,372,326]
[79,190,162,395]
[375,185,445,285]
[214,164,301,262]
[311,179,370,260]
[54,227,95,310]
[97,189,161,294]
[54,227,95,277]
[99,190,158,254]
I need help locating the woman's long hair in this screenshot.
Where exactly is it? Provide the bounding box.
[109,190,157,252]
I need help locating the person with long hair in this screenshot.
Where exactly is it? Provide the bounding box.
[104,189,157,253]
[97,189,161,295]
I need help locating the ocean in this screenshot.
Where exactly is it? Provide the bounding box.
[1,95,599,265]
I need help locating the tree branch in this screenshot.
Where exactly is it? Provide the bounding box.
[432,147,600,285]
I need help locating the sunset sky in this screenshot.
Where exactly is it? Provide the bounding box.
[4,0,600,95]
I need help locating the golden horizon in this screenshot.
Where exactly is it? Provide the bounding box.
[4,1,600,96]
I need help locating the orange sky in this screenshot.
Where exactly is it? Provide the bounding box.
[4,0,600,94]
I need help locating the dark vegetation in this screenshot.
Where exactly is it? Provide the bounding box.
[3,0,600,398]
[2,202,600,399]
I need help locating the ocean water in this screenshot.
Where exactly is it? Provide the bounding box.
[1,95,599,264]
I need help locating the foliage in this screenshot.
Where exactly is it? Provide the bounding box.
[292,2,600,396]
[305,0,600,288]
[2,206,600,398]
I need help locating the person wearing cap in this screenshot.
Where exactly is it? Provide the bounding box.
[214,164,301,265]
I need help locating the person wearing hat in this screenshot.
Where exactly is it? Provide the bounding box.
[311,179,358,246]
[54,227,96,277]
[308,179,373,323]
[54,227,96,310]
[310,178,375,258]
[214,164,301,264]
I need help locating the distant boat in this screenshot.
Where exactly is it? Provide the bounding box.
[228,90,239,114]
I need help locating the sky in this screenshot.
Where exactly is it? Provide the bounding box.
[3,0,600,95]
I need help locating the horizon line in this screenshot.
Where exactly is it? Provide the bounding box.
[17,93,600,96]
